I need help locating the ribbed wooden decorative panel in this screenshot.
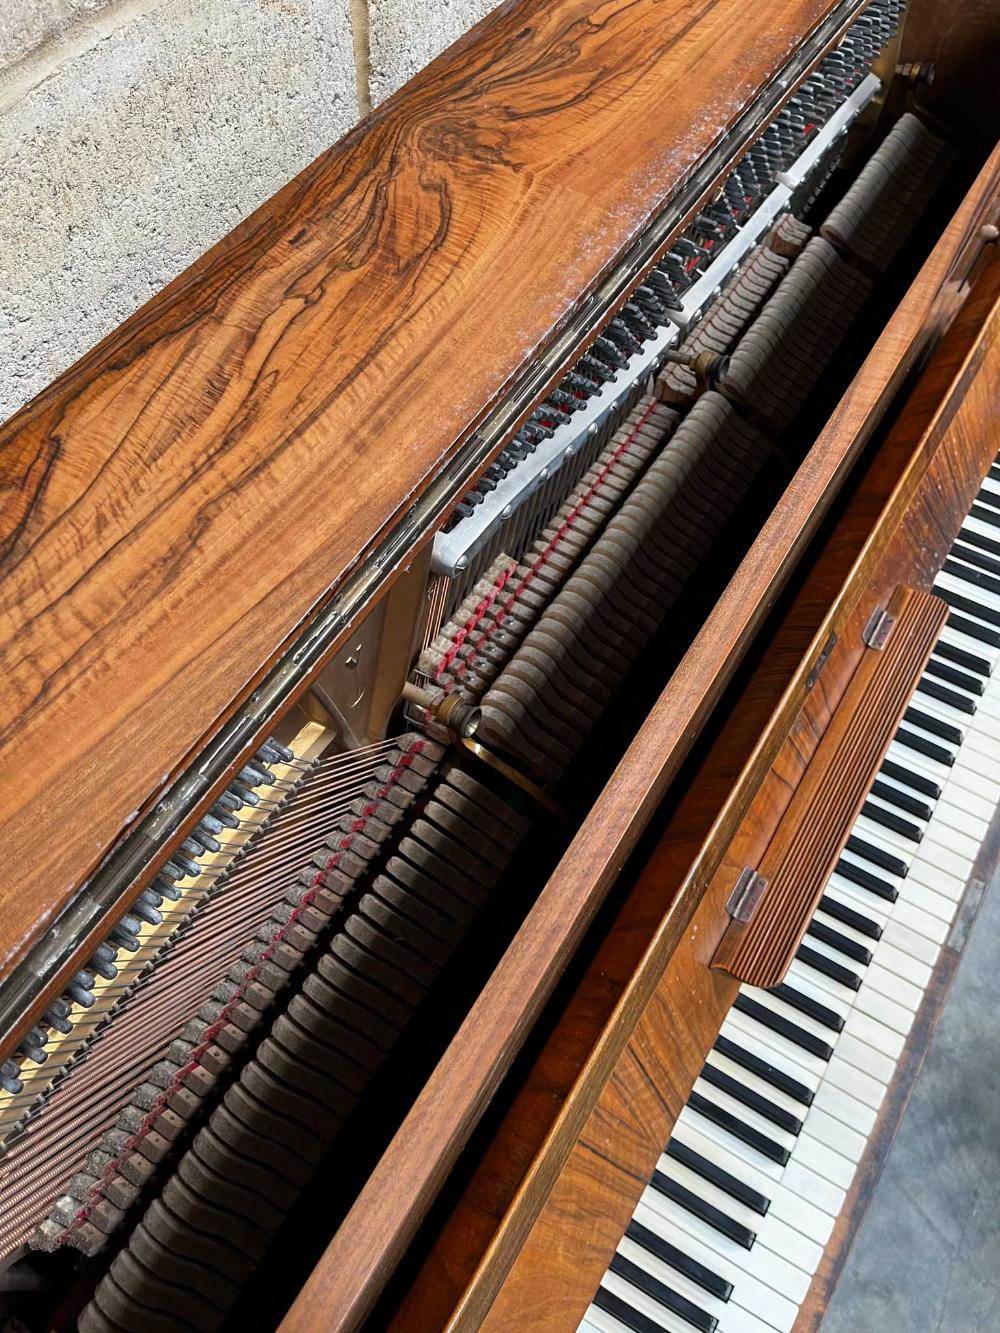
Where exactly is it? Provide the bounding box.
[712,585,947,987]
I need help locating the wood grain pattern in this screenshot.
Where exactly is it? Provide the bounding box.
[278,145,1000,1333]
[437,259,1000,1332]
[0,0,853,978]
[712,585,947,985]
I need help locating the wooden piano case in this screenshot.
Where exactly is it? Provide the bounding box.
[281,74,1000,1333]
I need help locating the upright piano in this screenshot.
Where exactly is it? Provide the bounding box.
[1,0,1000,1329]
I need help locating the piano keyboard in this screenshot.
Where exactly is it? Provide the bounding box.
[580,458,1000,1333]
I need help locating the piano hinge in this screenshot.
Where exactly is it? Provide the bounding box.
[726,867,768,924]
[806,631,837,689]
[863,605,896,650]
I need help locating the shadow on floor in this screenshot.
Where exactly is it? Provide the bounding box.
[821,872,1000,1332]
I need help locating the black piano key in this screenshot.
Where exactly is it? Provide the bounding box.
[989,464,1000,485]
[594,1285,672,1333]
[818,892,883,940]
[808,917,873,966]
[713,1033,813,1106]
[946,610,1000,649]
[610,1253,720,1327]
[796,942,861,991]
[932,637,992,677]
[732,993,834,1060]
[845,835,908,878]
[770,982,844,1033]
[626,1220,734,1303]
[649,1169,757,1249]
[975,487,1000,513]
[860,799,921,842]
[700,1063,802,1134]
[880,757,941,801]
[608,1255,718,1333]
[916,676,976,715]
[943,556,1000,599]
[836,854,898,902]
[869,778,933,822]
[952,538,1000,579]
[666,1139,770,1217]
[903,706,963,748]
[894,725,955,767]
[923,656,984,697]
[686,1092,791,1167]
[970,501,1000,531]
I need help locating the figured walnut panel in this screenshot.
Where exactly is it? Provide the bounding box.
[0,0,857,976]
[712,585,947,986]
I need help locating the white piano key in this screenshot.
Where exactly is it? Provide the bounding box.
[717,1017,823,1094]
[787,1125,856,1191]
[895,875,958,925]
[935,568,1000,616]
[881,917,939,969]
[631,1197,801,1333]
[637,1185,814,1306]
[842,1005,906,1062]
[705,1052,808,1121]
[823,878,890,928]
[891,897,951,946]
[787,957,859,1010]
[780,1157,846,1220]
[602,1267,712,1333]
[933,792,993,840]
[910,829,978,880]
[669,1122,782,1206]
[811,1078,878,1138]
[795,929,867,979]
[724,1008,830,1082]
[953,745,1000,789]
[689,1079,797,1157]
[863,961,924,1015]
[616,1235,776,1333]
[740,988,839,1051]
[851,814,919,861]
[866,936,933,990]
[823,1053,887,1113]
[832,869,890,922]
[766,1183,836,1248]
[674,1108,784,1185]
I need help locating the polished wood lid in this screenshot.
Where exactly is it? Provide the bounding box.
[0,0,846,971]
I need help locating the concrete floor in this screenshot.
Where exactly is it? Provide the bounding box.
[820,874,1000,1332]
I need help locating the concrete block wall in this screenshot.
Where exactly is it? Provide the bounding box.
[0,0,498,423]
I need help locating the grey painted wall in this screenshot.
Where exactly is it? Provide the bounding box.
[0,0,498,423]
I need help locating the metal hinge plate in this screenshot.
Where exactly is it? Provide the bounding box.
[726,867,768,924]
[863,606,896,650]
[806,631,838,689]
